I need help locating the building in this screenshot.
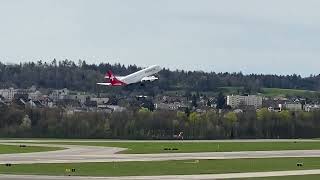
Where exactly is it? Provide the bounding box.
[106,105,126,112]
[28,91,43,101]
[155,102,188,111]
[0,88,17,101]
[244,95,263,109]
[227,95,262,109]
[304,104,320,112]
[284,102,302,111]
[49,88,69,101]
[67,94,90,104]
[227,95,245,108]
[90,98,109,105]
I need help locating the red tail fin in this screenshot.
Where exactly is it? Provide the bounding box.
[105,70,114,79]
[104,70,126,86]
[107,70,114,79]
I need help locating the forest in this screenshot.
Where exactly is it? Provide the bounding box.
[1,106,320,139]
[0,59,320,94]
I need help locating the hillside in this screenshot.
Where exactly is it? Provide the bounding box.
[0,60,320,95]
[219,87,320,98]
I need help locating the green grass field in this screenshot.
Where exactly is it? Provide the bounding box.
[246,175,320,180]
[260,88,318,97]
[0,157,319,177]
[0,144,64,154]
[14,141,320,154]
[218,87,319,97]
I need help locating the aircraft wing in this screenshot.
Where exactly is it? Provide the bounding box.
[97,83,112,86]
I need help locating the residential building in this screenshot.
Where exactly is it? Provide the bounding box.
[155,102,188,111]
[90,98,109,105]
[244,95,263,109]
[227,95,245,108]
[49,88,69,101]
[227,95,262,109]
[304,104,320,112]
[106,105,126,112]
[68,94,90,104]
[0,88,17,101]
[284,102,302,111]
[28,91,43,101]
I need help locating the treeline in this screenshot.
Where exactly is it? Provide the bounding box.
[1,105,320,139]
[0,60,320,93]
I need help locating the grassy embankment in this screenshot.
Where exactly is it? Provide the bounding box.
[0,144,64,154]
[0,157,320,177]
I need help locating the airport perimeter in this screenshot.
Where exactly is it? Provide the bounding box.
[0,140,320,179]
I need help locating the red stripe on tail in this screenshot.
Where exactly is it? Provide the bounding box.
[105,70,126,86]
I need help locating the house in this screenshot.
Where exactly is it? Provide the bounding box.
[0,96,6,107]
[49,88,69,101]
[0,88,17,101]
[28,91,43,101]
[268,106,282,112]
[68,94,90,104]
[106,105,126,112]
[155,102,188,111]
[304,104,320,112]
[90,98,109,105]
[159,96,188,104]
[233,109,243,113]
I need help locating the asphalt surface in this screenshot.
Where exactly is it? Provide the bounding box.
[1,142,320,164]
[1,169,320,180]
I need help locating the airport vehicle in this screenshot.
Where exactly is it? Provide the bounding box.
[97,65,161,86]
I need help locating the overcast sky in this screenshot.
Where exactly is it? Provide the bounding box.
[1,0,320,76]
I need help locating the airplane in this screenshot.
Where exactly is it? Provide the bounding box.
[97,65,161,86]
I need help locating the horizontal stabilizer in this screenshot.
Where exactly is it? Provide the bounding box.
[97,83,112,86]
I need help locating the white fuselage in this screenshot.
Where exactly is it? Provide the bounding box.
[119,65,161,84]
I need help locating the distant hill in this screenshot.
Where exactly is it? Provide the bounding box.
[219,87,320,98]
[0,60,320,96]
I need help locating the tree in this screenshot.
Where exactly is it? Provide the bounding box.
[216,92,225,109]
[188,112,199,138]
[206,99,212,107]
[224,112,238,138]
[20,115,32,130]
[191,94,198,108]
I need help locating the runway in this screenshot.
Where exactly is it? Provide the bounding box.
[1,169,320,180]
[1,142,320,164]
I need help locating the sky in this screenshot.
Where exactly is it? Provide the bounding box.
[0,0,320,76]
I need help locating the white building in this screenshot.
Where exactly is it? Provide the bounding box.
[227,95,245,108]
[28,91,43,101]
[304,104,320,112]
[0,88,17,101]
[227,95,262,109]
[106,105,126,112]
[91,98,109,105]
[284,102,302,111]
[49,88,69,101]
[155,102,188,111]
[244,95,263,109]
